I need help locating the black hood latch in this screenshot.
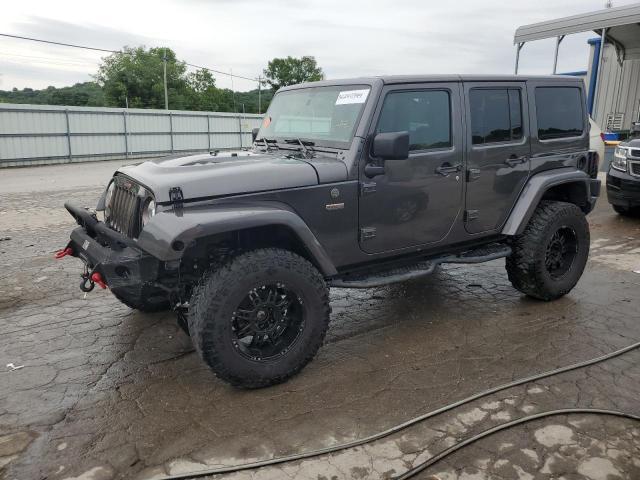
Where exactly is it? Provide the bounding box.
[169,187,184,210]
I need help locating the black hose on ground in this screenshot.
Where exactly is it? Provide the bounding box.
[160,340,640,480]
[395,409,640,480]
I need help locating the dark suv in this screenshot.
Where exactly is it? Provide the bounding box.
[607,121,640,216]
[60,75,600,388]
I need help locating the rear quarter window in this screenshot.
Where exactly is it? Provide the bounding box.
[535,87,584,140]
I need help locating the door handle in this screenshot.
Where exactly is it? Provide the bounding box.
[364,163,385,178]
[435,163,461,176]
[505,155,528,167]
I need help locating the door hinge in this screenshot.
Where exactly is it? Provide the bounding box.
[169,187,184,209]
[465,210,479,222]
[360,182,377,196]
[360,227,377,241]
[467,169,481,182]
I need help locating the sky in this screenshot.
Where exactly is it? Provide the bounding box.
[0,0,635,92]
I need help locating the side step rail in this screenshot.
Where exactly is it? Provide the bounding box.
[329,243,512,289]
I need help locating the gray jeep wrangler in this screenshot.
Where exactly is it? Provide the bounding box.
[61,75,601,388]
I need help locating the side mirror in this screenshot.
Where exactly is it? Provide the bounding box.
[252,127,260,142]
[373,131,409,160]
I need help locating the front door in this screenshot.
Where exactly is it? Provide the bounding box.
[463,83,531,234]
[359,83,464,254]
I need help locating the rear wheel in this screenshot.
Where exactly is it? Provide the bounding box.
[506,201,590,301]
[188,248,330,388]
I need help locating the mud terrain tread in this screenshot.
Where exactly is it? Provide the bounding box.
[188,248,330,388]
[506,201,589,301]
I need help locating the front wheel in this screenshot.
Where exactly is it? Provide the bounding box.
[188,248,330,388]
[506,201,590,301]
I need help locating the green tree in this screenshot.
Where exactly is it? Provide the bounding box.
[186,69,230,111]
[95,47,190,109]
[0,82,105,106]
[262,56,324,91]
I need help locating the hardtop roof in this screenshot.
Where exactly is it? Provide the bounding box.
[278,74,583,91]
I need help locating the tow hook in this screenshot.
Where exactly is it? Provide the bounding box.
[55,247,73,259]
[80,271,107,293]
[80,275,95,293]
[91,272,107,289]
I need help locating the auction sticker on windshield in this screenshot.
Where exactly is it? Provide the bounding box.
[335,89,369,105]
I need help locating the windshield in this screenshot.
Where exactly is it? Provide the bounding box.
[258,85,370,147]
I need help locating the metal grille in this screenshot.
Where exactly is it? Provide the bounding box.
[630,149,640,158]
[630,161,640,177]
[106,179,141,238]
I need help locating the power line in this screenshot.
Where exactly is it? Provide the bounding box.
[0,32,259,81]
[0,33,118,53]
[184,62,257,82]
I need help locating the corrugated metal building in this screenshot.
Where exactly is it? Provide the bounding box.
[0,103,262,168]
[514,2,640,133]
[586,38,640,132]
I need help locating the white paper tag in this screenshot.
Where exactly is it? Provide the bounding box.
[335,89,369,105]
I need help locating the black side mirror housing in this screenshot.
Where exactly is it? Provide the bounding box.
[373,131,410,160]
[252,128,260,142]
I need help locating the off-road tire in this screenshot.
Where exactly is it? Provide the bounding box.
[506,201,590,301]
[188,248,330,389]
[113,292,170,313]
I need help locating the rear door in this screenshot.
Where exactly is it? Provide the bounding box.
[463,82,531,234]
[358,82,464,253]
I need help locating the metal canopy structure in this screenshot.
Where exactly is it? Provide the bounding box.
[513,3,640,119]
[515,3,640,59]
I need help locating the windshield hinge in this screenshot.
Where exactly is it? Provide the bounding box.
[169,187,184,209]
[360,227,377,241]
[360,182,377,196]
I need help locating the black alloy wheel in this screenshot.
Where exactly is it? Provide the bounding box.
[231,283,304,361]
[544,226,578,279]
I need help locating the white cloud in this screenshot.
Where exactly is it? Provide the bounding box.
[0,0,634,91]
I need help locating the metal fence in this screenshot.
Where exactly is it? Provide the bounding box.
[0,103,263,168]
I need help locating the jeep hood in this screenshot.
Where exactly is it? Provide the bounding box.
[116,150,347,203]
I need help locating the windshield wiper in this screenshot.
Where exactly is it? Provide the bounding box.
[257,137,278,152]
[284,138,315,158]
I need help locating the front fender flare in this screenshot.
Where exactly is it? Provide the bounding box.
[137,201,338,276]
[502,169,597,236]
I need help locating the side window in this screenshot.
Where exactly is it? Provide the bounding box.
[535,87,584,140]
[470,88,523,145]
[377,90,451,151]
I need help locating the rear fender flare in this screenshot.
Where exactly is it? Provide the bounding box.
[502,169,594,236]
[137,201,337,276]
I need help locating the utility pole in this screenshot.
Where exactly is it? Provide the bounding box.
[230,68,237,113]
[163,48,169,110]
[258,76,262,114]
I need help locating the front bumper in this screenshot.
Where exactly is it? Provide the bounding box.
[606,168,640,208]
[64,203,163,301]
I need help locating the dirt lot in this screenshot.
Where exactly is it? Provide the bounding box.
[1,160,639,480]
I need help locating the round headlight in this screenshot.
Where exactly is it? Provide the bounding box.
[104,182,116,219]
[141,198,156,227]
